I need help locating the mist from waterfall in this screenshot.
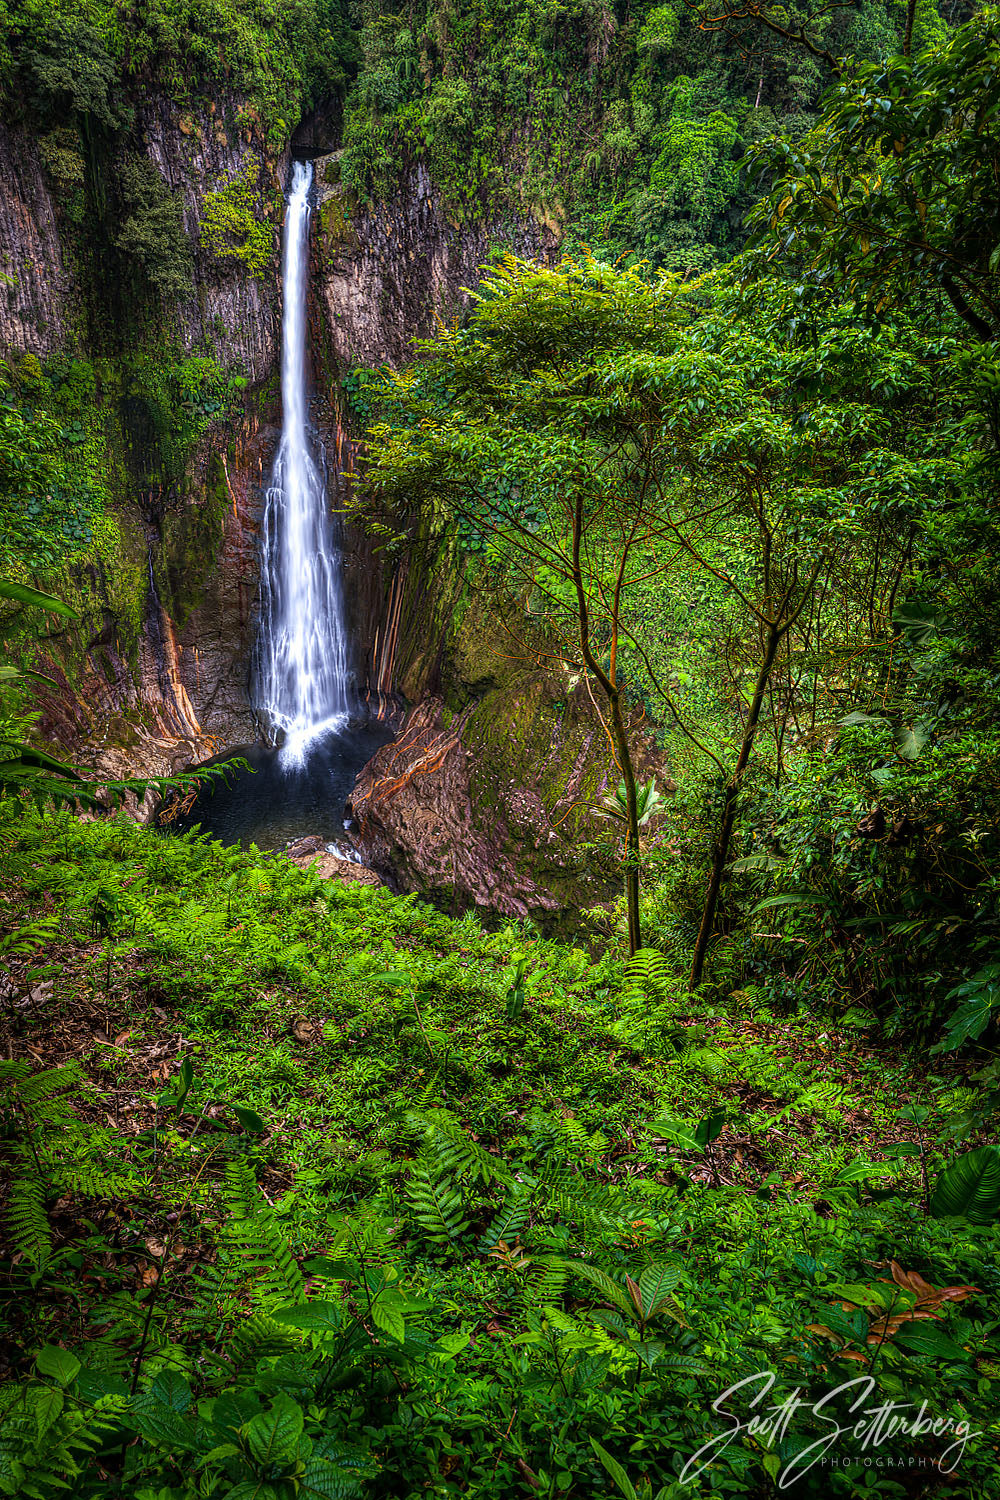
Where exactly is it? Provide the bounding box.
[255,159,351,768]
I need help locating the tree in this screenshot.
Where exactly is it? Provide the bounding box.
[748,9,1000,342]
[361,258,688,954]
[360,257,950,975]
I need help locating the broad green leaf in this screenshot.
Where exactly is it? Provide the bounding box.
[694,1109,725,1146]
[272,1301,342,1332]
[930,1146,1000,1224]
[0,580,79,618]
[826,1282,894,1310]
[648,1118,698,1148]
[931,990,997,1053]
[150,1370,192,1412]
[35,1346,81,1385]
[433,1328,470,1360]
[196,1443,242,1468]
[207,1391,260,1437]
[561,1260,632,1318]
[839,710,887,726]
[368,971,412,988]
[232,1105,266,1134]
[31,1385,63,1438]
[299,1459,364,1498]
[130,1402,198,1450]
[589,1438,638,1500]
[893,599,950,647]
[244,1394,304,1466]
[894,1324,968,1362]
[751,893,829,913]
[831,1160,895,1184]
[895,719,931,761]
[370,1300,405,1342]
[638,1261,683,1318]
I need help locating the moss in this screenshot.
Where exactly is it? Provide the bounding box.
[200,164,279,279]
[318,190,354,261]
[156,451,231,629]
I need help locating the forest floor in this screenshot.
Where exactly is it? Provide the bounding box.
[1,807,998,1498]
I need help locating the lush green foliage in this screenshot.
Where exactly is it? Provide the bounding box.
[3,808,1000,1497]
[200,163,281,279]
[359,250,988,993]
[5,7,1000,1499]
[2,0,356,146]
[749,7,1000,339]
[340,0,938,267]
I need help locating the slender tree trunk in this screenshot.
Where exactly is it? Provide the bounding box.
[609,691,642,955]
[689,622,781,989]
[569,491,643,954]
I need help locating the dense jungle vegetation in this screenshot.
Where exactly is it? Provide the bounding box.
[4,0,1000,1496]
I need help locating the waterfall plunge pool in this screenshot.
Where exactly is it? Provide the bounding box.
[166,719,394,852]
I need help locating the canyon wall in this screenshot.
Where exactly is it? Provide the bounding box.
[4,93,665,923]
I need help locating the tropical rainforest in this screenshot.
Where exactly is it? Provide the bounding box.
[2,0,1000,1495]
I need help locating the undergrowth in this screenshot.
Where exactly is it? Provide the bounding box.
[1,807,999,1498]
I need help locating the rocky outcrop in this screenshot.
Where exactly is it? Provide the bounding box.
[284,834,382,886]
[313,158,560,369]
[0,118,71,357]
[138,94,285,382]
[350,671,666,923]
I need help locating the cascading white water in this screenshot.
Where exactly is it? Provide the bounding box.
[255,159,351,767]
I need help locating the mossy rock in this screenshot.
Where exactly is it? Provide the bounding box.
[156,452,230,629]
[317,190,354,257]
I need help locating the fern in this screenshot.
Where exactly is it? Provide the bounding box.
[411,1110,513,1188]
[518,1255,570,1310]
[621,947,673,1005]
[535,1166,636,1235]
[4,1170,50,1268]
[478,1184,530,1254]
[222,1161,305,1306]
[405,1154,469,1246]
[0,1062,89,1269]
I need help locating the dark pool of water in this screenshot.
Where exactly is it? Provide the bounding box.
[169,718,393,851]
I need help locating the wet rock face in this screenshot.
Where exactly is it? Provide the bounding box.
[313,160,560,369]
[0,118,71,356]
[349,699,538,916]
[138,94,286,383]
[33,416,274,792]
[350,687,667,924]
[0,97,284,375]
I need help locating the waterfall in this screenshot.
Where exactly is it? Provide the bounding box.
[255,159,351,767]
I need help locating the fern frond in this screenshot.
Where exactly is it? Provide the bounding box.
[478,1185,530,1255]
[526,1257,569,1303]
[404,1159,468,1246]
[406,1109,513,1187]
[622,948,673,1001]
[4,1165,51,1268]
[222,1161,305,1306]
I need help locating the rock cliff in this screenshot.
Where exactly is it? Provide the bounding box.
[0,118,72,356]
[137,94,286,383]
[313,157,560,369]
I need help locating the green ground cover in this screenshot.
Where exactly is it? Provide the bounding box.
[2,807,999,1497]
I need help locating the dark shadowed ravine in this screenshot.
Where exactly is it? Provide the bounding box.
[172,720,393,851]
